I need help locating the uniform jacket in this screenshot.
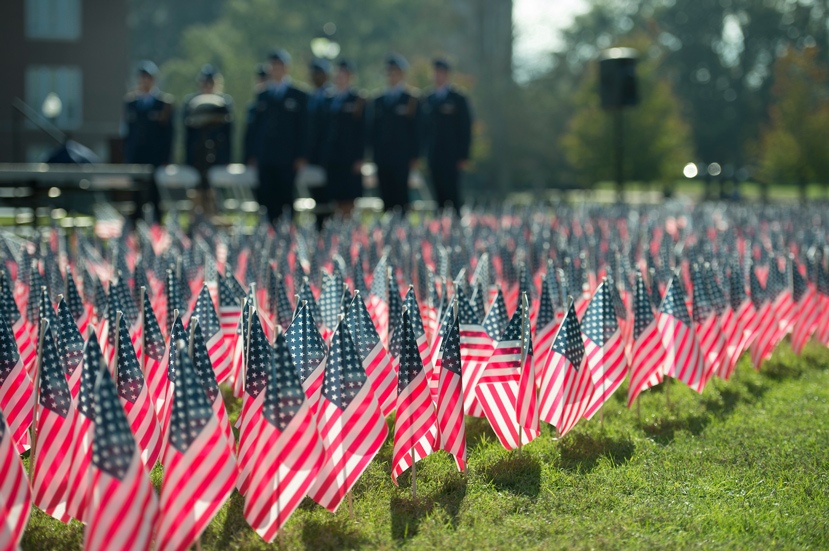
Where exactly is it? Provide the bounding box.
[307,84,333,165]
[422,86,472,167]
[322,89,366,166]
[182,92,233,168]
[370,88,419,167]
[123,91,174,166]
[249,84,309,167]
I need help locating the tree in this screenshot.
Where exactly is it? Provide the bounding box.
[561,35,694,191]
[757,46,829,200]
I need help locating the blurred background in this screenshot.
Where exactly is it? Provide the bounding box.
[0,0,827,203]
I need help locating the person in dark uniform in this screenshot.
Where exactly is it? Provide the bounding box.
[244,64,269,164]
[370,54,419,211]
[423,58,472,213]
[123,61,174,219]
[248,49,308,221]
[306,58,333,211]
[322,59,366,214]
[182,64,233,214]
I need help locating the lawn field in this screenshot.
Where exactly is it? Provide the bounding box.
[20,339,829,551]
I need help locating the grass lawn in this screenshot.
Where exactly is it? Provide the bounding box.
[20,339,829,550]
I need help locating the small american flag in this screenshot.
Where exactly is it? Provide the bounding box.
[166,269,185,334]
[140,291,168,418]
[626,272,666,407]
[156,339,237,551]
[31,320,81,523]
[56,298,85,400]
[159,316,187,441]
[1,274,35,384]
[391,308,438,484]
[691,264,726,387]
[269,272,293,331]
[0,313,33,454]
[749,265,778,370]
[533,273,559,387]
[456,288,491,417]
[367,256,390,344]
[345,292,397,417]
[114,315,162,469]
[435,306,467,470]
[319,269,344,336]
[191,322,234,444]
[516,295,539,439]
[482,287,508,342]
[0,404,31,551]
[719,264,756,380]
[83,366,158,551]
[236,311,270,496]
[402,287,436,404]
[657,272,705,393]
[285,302,327,412]
[308,319,388,512]
[791,260,818,355]
[190,286,232,384]
[243,331,324,542]
[65,267,90,337]
[581,280,628,419]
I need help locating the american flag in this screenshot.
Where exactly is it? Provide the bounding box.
[83,365,158,551]
[1,274,36,385]
[813,263,829,347]
[159,316,187,441]
[367,256,390,344]
[691,264,726,387]
[66,337,102,523]
[626,272,666,407]
[230,299,251,399]
[65,267,90,337]
[475,302,538,450]
[516,294,539,439]
[456,288,491,417]
[190,286,232,384]
[114,315,162,469]
[791,260,818,355]
[243,331,324,542]
[299,279,322,332]
[749,265,778,370]
[39,286,57,340]
[269,272,293,331]
[308,319,388,512]
[719,264,756,380]
[319,269,344,337]
[402,287,436,404]
[391,308,438,484]
[482,287,508,342]
[538,297,593,437]
[285,302,327,412]
[581,280,628,419]
[99,286,122,369]
[141,290,168,418]
[56,298,85,400]
[236,310,270,496]
[0,314,33,454]
[0,397,30,551]
[533,273,559,387]
[345,292,397,417]
[155,339,237,551]
[434,306,467,470]
[218,272,243,339]
[166,269,185,333]
[31,320,81,523]
[657,272,705,392]
[191,322,234,444]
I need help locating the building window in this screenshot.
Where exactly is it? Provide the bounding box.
[25,0,82,40]
[25,66,83,130]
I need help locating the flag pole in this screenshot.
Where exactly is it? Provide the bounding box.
[337,311,356,520]
[519,292,528,455]
[238,303,253,456]
[192,313,200,551]
[28,317,48,485]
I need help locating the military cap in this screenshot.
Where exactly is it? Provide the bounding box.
[309,57,332,74]
[385,53,409,72]
[198,64,218,82]
[433,58,451,71]
[269,48,292,65]
[137,60,159,77]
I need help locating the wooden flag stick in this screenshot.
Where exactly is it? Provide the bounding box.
[29,317,48,484]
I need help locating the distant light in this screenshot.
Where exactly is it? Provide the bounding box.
[323,22,336,36]
[683,163,698,178]
[42,92,63,120]
[164,165,179,175]
[707,162,722,176]
[310,37,340,59]
[227,163,245,175]
[51,208,67,219]
[361,162,377,177]
[48,187,61,198]
[79,179,90,189]
[294,198,316,212]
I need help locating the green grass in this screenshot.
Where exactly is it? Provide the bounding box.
[20,339,829,550]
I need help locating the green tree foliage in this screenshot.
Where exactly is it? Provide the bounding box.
[758,46,829,194]
[561,37,694,187]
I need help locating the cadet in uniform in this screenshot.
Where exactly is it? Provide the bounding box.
[123,61,174,219]
[247,49,308,220]
[182,64,233,213]
[306,58,333,210]
[422,58,472,213]
[370,54,419,211]
[322,60,366,213]
[244,64,269,164]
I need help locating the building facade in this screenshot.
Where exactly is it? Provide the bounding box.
[0,0,129,162]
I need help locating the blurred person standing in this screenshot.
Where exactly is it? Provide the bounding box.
[244,63,269,163]
[370,54,420,211]
[247,49,309,221]
[422,59,472,213]
[123,61,174,219]
[322,59,366,214]
[182,64,233,214]
[306,58,334,211]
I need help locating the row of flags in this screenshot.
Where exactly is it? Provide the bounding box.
[1,202,827,549]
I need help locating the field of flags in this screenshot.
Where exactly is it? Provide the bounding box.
[1,201,828,550]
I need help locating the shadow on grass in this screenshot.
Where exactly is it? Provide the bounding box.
[477,452,542,497]
[300,515,367,551]
[642,412,709,445]
[557,431,636,471]
[390,472,468,540]
[465,416,499,448]
[215,492,249,547]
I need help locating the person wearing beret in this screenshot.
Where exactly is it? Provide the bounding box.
[247,48,309,221]
[123,60,174,219]
[422,58,472,214]
[370,54,420,211]
[182,64,233,214]
[322,59,366,214]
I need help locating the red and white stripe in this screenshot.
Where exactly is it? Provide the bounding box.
[435,350,466,470]
[31,399,78,523]
[719,299,756,380]
[658,312,705,393]
[791,288,819,355]
[626,319,666,407]
[0,413,31,551]
[0,340,33,454]
[458,320,492,417]
[582,330,627,419]
[391,362,437,484]
[695,311,726,388]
